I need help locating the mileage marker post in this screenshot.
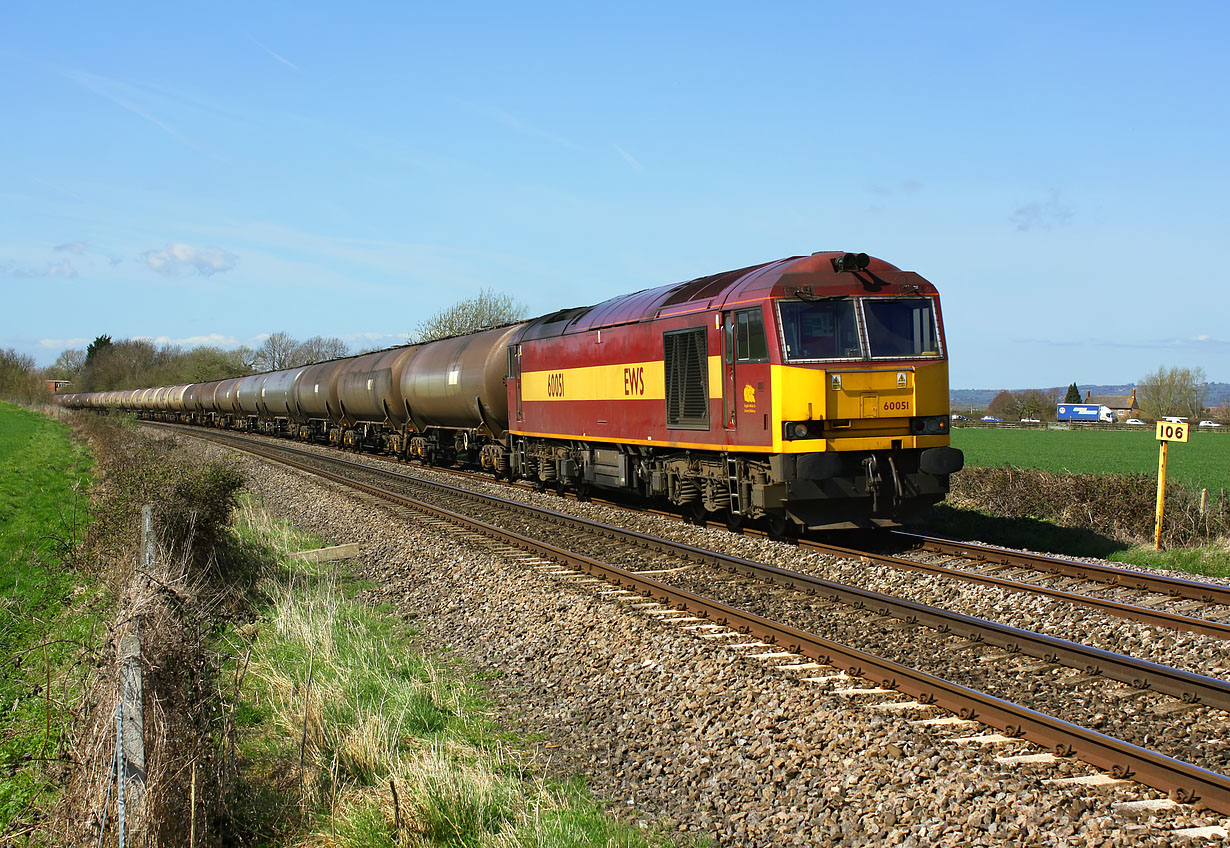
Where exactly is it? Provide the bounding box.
[1154,421,1189,549]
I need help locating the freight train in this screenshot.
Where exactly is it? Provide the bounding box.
[60,252,964,535]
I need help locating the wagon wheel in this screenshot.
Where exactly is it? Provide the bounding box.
[724,511,747,534]
[765,513,798,541]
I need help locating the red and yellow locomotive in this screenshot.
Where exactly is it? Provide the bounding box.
[501,250,962,532]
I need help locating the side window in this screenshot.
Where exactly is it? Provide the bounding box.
[664,328,709,429]
[506,345,521,378]
[735,309,768,362]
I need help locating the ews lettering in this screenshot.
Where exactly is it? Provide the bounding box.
[547,372,565,397]
[623,366,645,396]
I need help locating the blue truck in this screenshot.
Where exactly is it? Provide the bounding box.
[1056,404,1114,423]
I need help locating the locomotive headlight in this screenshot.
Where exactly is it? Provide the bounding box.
[784,421,823,440]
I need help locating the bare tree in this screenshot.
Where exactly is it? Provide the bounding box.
[294,336,349,365]
[987,390,1022,420]
[0,348,43,401]
[1137,365,1208,421]
[50,348,86,381]
[411,289,527,343]
[253,332,301,372]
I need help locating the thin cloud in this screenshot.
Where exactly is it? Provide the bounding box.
[1015,334,1230,350]
[143,243,238,277]
[458,100,578,149]
[62,68,189,144]
[249,35,299,70]
[614,144,644,171]
[868,180,923,196]
[55,240,87,254]
[1,260,77,279]
[1012,189,1074,231]
[337,331,411,345]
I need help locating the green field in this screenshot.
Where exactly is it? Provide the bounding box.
[0,404,95,826]
[950,427,1230,492]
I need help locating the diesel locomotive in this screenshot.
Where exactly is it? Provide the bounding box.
[61,251,964,534]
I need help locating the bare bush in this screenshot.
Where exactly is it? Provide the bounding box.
[949,466,1228,547]
[411,289,526,343]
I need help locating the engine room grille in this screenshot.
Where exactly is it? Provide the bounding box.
[664,328,710,429]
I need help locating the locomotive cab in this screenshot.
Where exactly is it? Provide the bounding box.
[766,287,963,528]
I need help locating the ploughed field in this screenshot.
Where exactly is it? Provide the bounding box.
[951,427,1229,491]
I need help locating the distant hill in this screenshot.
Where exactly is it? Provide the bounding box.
[951,382,1230,411]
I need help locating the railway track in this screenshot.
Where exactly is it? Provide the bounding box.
[158,422,1230,817]
[151,422,1230,642]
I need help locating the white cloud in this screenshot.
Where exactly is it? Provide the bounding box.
[39,337,90,349]
[143,243,237,277]
[48,261,77,278]
[55,240,87,254]
[132,333,241,347]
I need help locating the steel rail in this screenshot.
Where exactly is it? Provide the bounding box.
[150,423,1230,639]
[190,427,1230,816]
[184,427,1230,712]
[894,530,1230,606]
[798,539,1230,641]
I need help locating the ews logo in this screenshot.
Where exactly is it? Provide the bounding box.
[623,366,645,396]
[547,372,565,397]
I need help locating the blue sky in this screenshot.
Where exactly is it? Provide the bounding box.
[3,1,1227,388]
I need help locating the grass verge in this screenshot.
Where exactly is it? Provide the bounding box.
[0,402,99,832]
[925,504,1230,577]
[222,497,685,847]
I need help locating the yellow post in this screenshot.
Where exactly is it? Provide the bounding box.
[1154,439,1168,550]
[1153,419,1189,549]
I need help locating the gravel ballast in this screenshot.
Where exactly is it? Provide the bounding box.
[179,433,1229,846]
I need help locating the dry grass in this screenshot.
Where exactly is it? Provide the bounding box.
[224,500,676,848]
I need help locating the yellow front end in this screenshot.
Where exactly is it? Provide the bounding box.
[770,360,951,453]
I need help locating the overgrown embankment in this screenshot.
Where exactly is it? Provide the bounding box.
[943,465,1229,574]
[221,498,676,847]
[57,411,246,846]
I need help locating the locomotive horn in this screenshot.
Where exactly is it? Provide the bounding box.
[831,252,870,272]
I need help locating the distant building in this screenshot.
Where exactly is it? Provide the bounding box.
[45,379,71,394]
[1086,389,1140,422]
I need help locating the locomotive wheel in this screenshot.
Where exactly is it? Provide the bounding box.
[724,512,746,533]
[684,501,708,525]
[766,513,798,541]
[576,482,592,503]
[555,478,567,497]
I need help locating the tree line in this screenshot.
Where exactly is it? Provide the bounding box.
[975,367,1221,423]
[1,289,529,401]
[40,332,352,393]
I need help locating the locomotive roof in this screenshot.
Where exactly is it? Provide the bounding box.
[517,252,935,342]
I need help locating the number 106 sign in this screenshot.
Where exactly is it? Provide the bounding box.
[1156,421,1189,443]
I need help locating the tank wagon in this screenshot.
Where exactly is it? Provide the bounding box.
[61,251,963,532]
